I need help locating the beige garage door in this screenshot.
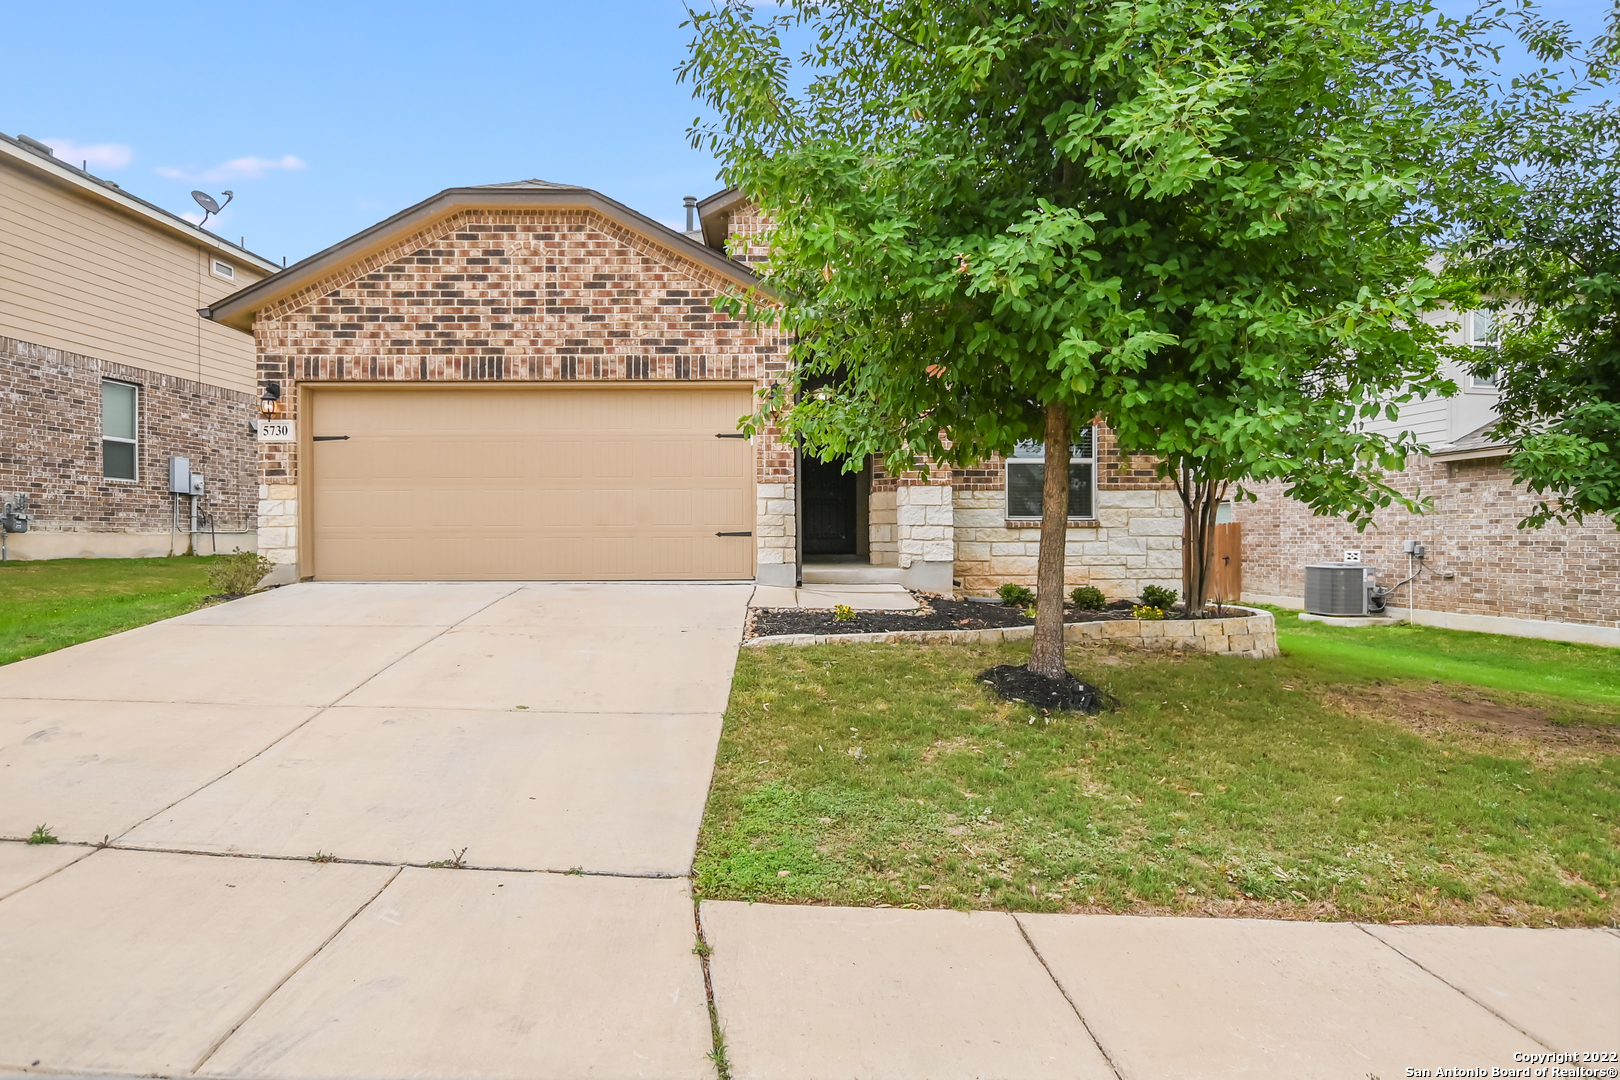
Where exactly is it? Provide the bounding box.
[306,385,755,581]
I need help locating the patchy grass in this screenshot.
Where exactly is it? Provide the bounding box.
[694,639,1620,926]
[0,556,228,665]
[1259,604,1620,711]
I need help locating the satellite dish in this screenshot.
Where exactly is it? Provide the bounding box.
[190,189,234,227]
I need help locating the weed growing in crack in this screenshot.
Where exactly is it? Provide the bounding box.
[706,1004,732,1080]
[27,825,58,845]
[310,850,337,864]
[426,847,469,869]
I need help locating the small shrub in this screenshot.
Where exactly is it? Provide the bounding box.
[832,603,857,622]
[28,824,59,845]
[207,551,275,596]
[1021,605,1038,618]
[1070,586,1107,610]
[1133,604,1167,621]
[998,583,1036,607]
[1139,585,1179,610]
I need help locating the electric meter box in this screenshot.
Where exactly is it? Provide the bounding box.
[168,456,192,494]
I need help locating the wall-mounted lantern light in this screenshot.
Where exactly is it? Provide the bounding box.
[260,382,282,415]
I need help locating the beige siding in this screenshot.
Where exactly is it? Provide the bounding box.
[0,160,263,393]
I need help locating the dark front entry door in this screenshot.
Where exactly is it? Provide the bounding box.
[802,455,859,555]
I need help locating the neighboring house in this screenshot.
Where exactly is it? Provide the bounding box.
[1236,309,1620,644]
[0,132,277,559]
[207,182,1182,599]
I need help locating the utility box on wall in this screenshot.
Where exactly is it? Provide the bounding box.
[168,456,191,495]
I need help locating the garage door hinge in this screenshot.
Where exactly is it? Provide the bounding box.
[313,435,350,442]
[716,531,753,537]
[714,433,747,439]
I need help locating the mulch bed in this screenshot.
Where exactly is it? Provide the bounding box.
[749,595,1137,638]
[978,663,1109,713]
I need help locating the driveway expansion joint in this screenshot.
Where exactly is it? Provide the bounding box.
[89,843,694,880]
[189,866,403,1076]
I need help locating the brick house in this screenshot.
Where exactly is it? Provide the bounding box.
[1,133,278,558]
[1235,310,1620,644]
[205,181,1181,599]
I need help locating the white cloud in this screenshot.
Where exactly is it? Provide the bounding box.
[154,154,307,182]
[45,138,133,170]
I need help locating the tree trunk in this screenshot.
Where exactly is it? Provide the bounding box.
[1027,401,1071,679]
[1177,460,1227,617]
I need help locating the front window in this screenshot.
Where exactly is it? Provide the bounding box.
[1006,427,1095,520]
[101,380,138,479]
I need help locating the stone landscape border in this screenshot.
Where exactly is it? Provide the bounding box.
[746,605,1279,659]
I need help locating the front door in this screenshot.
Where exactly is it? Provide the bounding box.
[801,455,858,556]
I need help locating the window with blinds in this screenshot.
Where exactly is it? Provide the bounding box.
[1005,426,1095,520]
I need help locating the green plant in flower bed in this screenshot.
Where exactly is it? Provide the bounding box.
[1139,585,1178,611]
[1071,586,1107,611]
[833,603,857,623]
[1132,605,1167,621]
[206,551,274,596]
[997,583,1036,607]
[695,638,1619,925]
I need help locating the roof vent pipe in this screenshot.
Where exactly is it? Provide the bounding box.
[684,195,697,232]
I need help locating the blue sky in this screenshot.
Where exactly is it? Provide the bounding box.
[6,0,730,265]
[6,0,1614,267]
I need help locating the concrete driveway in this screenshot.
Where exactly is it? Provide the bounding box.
[0,581,749,1079]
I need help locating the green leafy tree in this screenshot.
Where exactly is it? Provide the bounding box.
[1440,5,1620,528]
[683,0,1487,678]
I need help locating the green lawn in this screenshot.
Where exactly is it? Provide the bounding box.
[695,631,1620,926]
[0,556,227,665]
[1261,604,1620,711]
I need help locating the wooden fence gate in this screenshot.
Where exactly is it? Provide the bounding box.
[1184,521,1243,604]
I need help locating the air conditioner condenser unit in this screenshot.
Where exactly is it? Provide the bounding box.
[1304,563,1385,617]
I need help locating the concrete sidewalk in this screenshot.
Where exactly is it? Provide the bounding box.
[0,581,1614,1079]
[700,902,1618,1079]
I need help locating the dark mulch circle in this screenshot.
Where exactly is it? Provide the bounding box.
[978,664,1109,714]
[751,596,1137,638]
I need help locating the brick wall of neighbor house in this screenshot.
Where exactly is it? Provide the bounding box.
[951,428,1184,600]
[0,334,258,548]
[1239,458,1620,626]
[252,208,789,574]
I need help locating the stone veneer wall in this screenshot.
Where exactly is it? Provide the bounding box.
[953,488,1184,599]
[0,334,257,553]
[1239,457,1619,627]
[950,428,1183,600]
[869,488,898,566]
[252,208,790,577]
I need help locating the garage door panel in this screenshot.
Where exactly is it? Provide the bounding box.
[591,490,635,528]
[310,387,755,581]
